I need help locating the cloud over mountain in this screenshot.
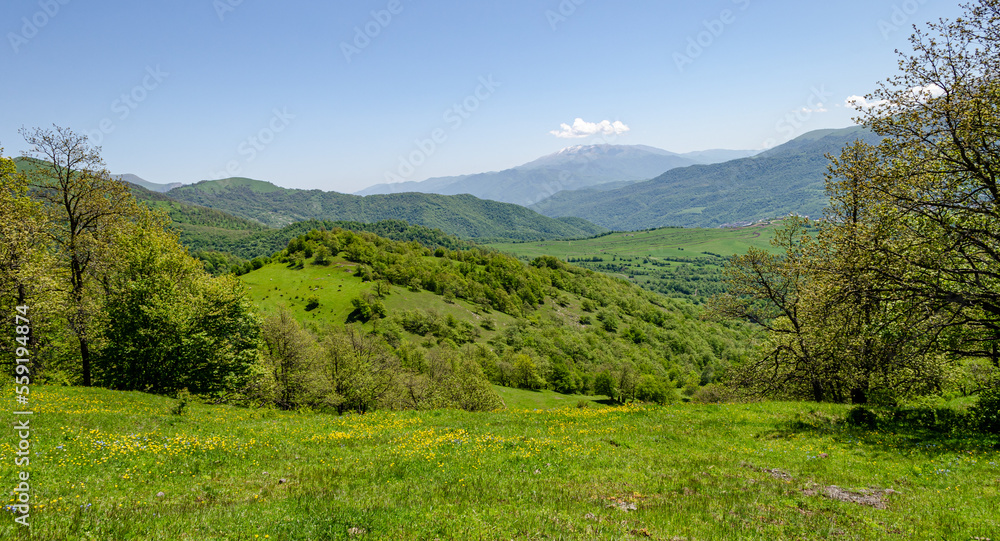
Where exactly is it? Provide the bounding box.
[550,118,630,139]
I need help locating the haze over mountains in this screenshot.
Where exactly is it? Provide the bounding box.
[531,126,880,229]
[25,126,874,243]
[356,144,761,206]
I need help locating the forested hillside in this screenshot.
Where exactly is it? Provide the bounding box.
[531,127,881,229]
[166,179,607,241]
[240,226,756,403]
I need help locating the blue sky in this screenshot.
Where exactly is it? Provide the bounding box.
[0,0,964,192]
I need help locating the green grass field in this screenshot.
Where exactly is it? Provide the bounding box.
[490,224,783,262]
[3,385,996,539]
[489,224,789,303]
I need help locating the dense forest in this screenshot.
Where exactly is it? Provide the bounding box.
[166,179,607,241]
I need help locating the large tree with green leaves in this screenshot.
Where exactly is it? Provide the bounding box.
[834,0,1000,365]
[19,126,142,386]
[96,215,262,395]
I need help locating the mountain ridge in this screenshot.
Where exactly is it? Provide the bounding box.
[355,144,760,206]
[529,126,879,230]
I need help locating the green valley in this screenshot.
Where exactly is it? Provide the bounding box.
[490,223,790,303]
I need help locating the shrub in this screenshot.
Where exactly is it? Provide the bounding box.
[846,406,879,429]
[691,383,729,404]
[971,380,1000,434]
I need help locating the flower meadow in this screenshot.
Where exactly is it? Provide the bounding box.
[1,385,997,539]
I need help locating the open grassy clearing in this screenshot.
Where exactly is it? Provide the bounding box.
[2,385,996,539]
[489,224,784,262]
[489,224,793,303]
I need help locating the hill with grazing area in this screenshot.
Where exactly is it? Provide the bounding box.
[8,384,996,539]
[530,127,881,230]
[166,179,607,241]
[238,226,756,397]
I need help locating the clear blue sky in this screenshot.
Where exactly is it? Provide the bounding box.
[0,0,965,192]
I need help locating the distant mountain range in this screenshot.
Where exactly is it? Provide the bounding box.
[529,126,881,230]
[114,174,184,193]
[162,177,607,242]
[355,144,760,206]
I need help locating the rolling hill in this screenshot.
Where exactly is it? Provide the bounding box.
[529,126,880,230]
[356,144,759,206]
[165,179,607,241]
[239,226,756,393]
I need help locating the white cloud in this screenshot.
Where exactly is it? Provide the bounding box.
[797,104,828,114]
[550,118,630,139]
[846,85,945,110]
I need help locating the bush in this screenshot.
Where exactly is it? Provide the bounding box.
[691,383,729,404]
[971,380,1000,434]
[846,406,879,429]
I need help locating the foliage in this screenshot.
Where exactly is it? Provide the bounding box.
[712,2,1000,412]
[491,224,784,304]
[970,378,1000,434]
[19,126,149,386]
[96,218,262,396]
[256,226,753,398]
[166,180,607,241]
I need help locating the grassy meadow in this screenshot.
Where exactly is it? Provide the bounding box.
[489,224,790,303]
[2,385,997,540]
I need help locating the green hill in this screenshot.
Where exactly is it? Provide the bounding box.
[239,226,756,395]
[530,126,880,230]
[167,179,607,241]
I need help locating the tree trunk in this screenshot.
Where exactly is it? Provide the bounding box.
[80,335,92,387]
[811,379,825,402]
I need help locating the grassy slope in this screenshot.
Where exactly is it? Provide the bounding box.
[3,385,996,539]
[239,255,520,334]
